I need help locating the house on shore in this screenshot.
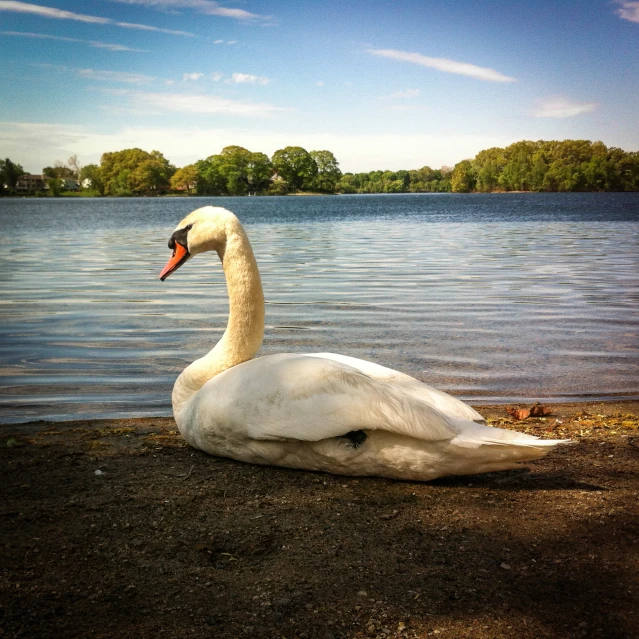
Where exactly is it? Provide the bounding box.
[16,174,47,193]
[62,178,80,191]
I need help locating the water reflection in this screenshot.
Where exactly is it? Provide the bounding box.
[0,194,638,423]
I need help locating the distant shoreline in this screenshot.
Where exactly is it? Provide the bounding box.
[5,189,638,200]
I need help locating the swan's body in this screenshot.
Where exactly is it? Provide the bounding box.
[160,206,567,481]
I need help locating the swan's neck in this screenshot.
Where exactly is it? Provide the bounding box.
[172,220,265,418]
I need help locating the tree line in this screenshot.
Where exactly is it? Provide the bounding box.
[449,139,639,193]
[1,139,638,197]
[0,146,342,197]
[339,140,639,194]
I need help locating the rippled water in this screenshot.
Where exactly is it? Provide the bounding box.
[1,193,638,423]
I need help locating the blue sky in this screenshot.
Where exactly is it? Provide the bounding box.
[1,0,638,173]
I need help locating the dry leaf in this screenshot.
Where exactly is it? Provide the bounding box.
[530,404,553,417]
[507,407,531,420]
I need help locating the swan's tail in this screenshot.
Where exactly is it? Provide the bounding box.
[450,417,569,448]
[355,420,571,481]
[439,418,571,475]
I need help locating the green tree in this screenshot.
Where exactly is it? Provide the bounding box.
[437,167,453,192]
[407,166,452,192]
[268,178,289,195]
[100,148,174,196]
[218,145,251,195]
[337,173,357,194]
[79,164,105,195]
[271,146,317,191]
[194,157,227,195]
[451,139,639,192]
[47,177,64,197]
[610,149,639,191]
[170,164,199,193]
[0,158,25,195]
[309,150,342,192]
[530,151,548,191]
[199,146,273,195]
[384,179,404,193]
[246,152,272,192]
[43,162,75,179]
[451,160,476,192]
[395,170,410,191]
[367,170,386,193]
[542,140,594,191]
[493,141,537,191]
[473,147,506,192]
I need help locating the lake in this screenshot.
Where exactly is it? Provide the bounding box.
[1,193,638,423]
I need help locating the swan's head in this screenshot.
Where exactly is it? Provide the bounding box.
[159,206,237,281]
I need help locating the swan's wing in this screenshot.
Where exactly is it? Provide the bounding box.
[304,352,486,423]
[192,354,459,443]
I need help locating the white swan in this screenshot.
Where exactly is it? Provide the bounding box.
[159,206,567,481]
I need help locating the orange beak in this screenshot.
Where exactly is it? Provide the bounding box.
[159,243,189,281]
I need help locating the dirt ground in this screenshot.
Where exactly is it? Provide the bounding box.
[1,401,638,639]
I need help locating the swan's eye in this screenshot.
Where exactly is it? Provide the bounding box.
[168,225,192,250]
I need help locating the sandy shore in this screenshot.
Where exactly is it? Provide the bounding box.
[1,401,638,639]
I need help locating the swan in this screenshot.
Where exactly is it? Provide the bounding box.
[159,206,567,481]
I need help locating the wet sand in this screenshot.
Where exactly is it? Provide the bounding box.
[1,401,638,639]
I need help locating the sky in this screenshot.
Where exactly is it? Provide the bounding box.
[1,0,638,174]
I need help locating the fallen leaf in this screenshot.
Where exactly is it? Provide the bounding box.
[507,408,531,420]
[530,404,553,417]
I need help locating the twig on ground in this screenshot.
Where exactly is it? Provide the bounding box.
[181,464,195,480]
[162,464,195,479]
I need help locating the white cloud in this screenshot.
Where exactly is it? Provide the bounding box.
[384,105,428,113]
[0,122,94,171]
[616,1,639,23]
[0,120,518,174]
[378,88,427,110]
[77,68,156,83]
[0,30,149,51]
[115,21,192,35]
[393,88,420,98]
[0,1,193,35]
[532,97,598,118]
[380,88,421,99]
[123,91,287,116]
[0,1,109,24]
[207,72,270,84]
[183,72,203,81]
[367,49,517,83]
[315,81,325,87]
[225,72,271,85]
[108,0,272,23]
